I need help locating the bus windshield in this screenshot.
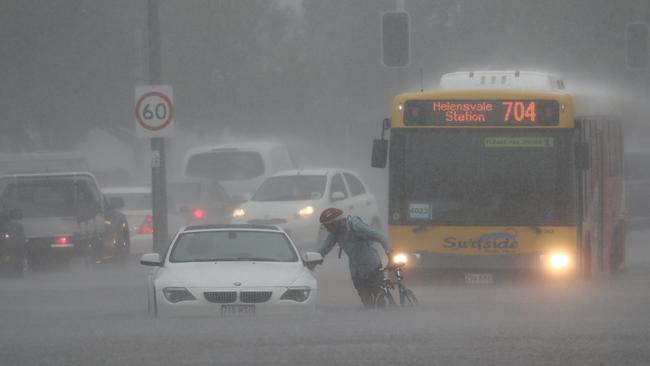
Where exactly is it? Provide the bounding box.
[389,129,575,226]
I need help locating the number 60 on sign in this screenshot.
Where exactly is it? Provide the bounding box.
[134,85,174,138]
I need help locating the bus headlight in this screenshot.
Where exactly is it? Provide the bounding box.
[549,253,570,269]
[393,253,408,266]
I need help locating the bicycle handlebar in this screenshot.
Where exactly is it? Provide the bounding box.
[382,263,405,272]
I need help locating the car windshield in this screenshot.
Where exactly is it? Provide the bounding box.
[185,151,264,181]
[170,230,298,263]
[252,175,327,201]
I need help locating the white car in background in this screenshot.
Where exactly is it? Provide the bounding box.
[102,186,185,254]
[140,224,322,317]
[182,142,296,204]
[231,169,382,250]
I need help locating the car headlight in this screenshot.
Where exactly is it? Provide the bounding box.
[297,205,314,218]
[393,253,408,266]
[162,287,196,303]
[280,287,311,302]
[232,208,246,219]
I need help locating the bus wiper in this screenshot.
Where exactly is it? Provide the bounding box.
[412,225,429,234]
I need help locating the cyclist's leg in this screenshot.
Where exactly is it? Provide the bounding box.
[352,276,375,308]
[369,269,385,300]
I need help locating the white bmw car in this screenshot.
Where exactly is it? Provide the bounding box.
[140,224,322,317]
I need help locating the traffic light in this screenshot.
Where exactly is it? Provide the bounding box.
[626,22,649,69]
[382,12,410,67]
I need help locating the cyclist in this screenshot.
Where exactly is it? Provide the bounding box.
[317,208,392,308]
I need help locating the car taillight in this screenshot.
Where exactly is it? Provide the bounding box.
[192,208,206,220]
[139,215,154,234]
[51,235,73,248]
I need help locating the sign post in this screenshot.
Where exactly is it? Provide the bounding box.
[135,0,171,255]
[135,85,174,255]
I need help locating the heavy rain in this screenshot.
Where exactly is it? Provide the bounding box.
[1,1,650,365]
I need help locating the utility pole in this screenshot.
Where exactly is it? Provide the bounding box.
[147,0,169,254]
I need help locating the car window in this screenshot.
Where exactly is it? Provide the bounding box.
[330,173,348,200]
[170,231,298,263]
[252,175,327,201]
[343,173,366,196]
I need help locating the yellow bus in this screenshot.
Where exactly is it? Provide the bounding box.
[372,71,625,281]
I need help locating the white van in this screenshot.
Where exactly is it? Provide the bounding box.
[182,142,296,203]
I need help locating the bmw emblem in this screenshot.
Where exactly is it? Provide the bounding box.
[233,282,242,286]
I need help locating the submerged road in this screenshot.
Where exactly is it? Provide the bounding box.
[1,233,649,366]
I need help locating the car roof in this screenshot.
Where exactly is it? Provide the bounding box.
[102,186,151,194]
[0,171,98,180]
[181,224,284,232]
[270,168,349,177]
[184,142,285,156]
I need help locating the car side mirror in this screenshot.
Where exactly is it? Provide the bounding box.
[331,191,346,202]
[107,197,124,210]
[140,253,162,266]
[303,252,323,266]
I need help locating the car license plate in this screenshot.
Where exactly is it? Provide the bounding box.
[464,273,494,284]
[221,305,255,317]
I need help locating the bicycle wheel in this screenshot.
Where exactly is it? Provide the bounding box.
[402,288,418,306]
[375,290,396,309]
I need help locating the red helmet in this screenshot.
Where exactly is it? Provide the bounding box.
[319,208,344,224]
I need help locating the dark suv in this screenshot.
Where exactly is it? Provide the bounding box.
[0,173,128,267]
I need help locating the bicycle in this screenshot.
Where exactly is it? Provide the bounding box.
[374,262,418,308]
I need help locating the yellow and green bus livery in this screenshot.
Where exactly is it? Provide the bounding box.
[372,71,625,279]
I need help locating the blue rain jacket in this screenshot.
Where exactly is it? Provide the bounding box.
[319,216,392,279]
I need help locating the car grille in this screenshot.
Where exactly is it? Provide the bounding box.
[240,291,272,303]
[247,219,287,225]
[204,291,237,304]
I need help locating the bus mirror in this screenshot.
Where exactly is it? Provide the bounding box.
[372,139,388,168]
[382,118,391,131]
[576,142,590,170]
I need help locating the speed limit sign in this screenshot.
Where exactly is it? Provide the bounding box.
[134,85,174,138]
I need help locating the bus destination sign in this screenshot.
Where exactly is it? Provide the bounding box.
[403,99,560,126]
